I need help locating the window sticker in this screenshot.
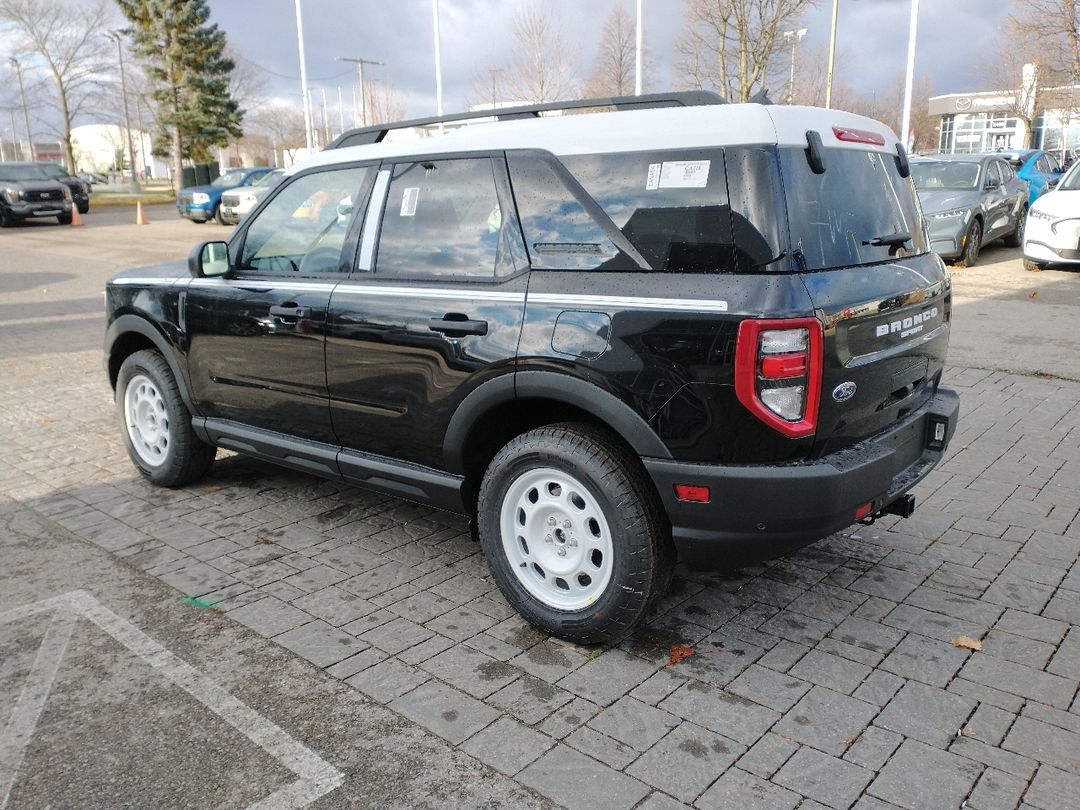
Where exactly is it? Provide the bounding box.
[400,187,419,216]
[645,162,662,190]
[658,160,710,188]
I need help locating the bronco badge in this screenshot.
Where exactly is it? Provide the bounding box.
[832,381,857,402]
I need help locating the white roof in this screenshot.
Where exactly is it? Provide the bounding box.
[288,103,900,176]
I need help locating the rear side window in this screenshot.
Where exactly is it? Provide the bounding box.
[779,147,929,271]
[562,150,736,273]
[376,157,524,279]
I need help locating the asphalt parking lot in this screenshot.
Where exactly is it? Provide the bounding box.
[1,207,1078,810]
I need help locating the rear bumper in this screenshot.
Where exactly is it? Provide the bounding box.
[645,388,960,567]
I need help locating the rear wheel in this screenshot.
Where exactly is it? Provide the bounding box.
[116,350,216,486]
[1004,206,1026,247]
[955,219,982,268]
[1023,258,1045,272]
[477,423,673,644]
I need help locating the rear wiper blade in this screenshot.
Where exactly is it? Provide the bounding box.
[862,231,911,247]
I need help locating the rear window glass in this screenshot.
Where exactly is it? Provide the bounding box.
[779,147,928,271]
[562,150,736,273]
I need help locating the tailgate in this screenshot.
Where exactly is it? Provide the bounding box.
[800,253,951,455]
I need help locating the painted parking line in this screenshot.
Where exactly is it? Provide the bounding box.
[0,591,344,810]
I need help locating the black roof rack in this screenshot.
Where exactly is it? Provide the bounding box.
[326,91,726,150]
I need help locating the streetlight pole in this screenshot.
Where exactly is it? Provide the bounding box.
[9,57,33,161]
[489,67,501,110]
[900,0,920,149]
[783,28,807,105]
[825,0,839,109]
[635,0,644,96]
[293,0,315,151]
[336,57,384,128]
[107,31,139,186]
[432,0,444,119]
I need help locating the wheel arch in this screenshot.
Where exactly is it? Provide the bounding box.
[106,315,197,412]
[444,370,672,505]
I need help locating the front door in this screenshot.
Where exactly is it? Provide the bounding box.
[185,165,373,445]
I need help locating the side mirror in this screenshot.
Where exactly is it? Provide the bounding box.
[1046,178,1060,191]
[188,240,231,277]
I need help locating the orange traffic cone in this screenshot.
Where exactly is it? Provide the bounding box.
[136,201,148,225]
[70,206,83,227]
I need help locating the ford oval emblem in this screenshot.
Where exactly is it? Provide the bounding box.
[832,381,857,403]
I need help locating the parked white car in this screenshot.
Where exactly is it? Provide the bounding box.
[218,169,284,225]
[1023,160,1080,270]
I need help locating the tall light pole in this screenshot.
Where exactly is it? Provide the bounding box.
[432,0,444,119]
[293,0,315,151]
[900,0,921,149]
[9,57,33,161]
[635,0,644,96]
[825,0,839,109]
[106,31,139,186]
[336,57,384,128]
[489,67,502,110]
[783,28,807,105]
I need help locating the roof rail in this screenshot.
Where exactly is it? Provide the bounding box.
[326,91,726,150]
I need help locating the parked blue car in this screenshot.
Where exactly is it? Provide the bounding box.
[996,149,1064,206]
[177,167,275,225]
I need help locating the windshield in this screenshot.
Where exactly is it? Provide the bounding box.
[254,170,284,188]
[780,146,929,271]
[911,160,981,191]
[1056,160,1080,190]
[211,171,248,187]
[37,164,69,179]
[0,165,49,182]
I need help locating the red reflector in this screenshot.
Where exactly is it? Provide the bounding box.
[760,352,807,379]
[674,485,710,503]
[855,501,874,520]
[832,126,887,146]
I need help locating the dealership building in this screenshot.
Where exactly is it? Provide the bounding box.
[929,81,1080,156]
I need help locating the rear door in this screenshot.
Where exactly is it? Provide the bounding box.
[779,142,951,455]
[325,154,528,476]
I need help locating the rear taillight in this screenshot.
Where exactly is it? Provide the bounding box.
[734,318,823,438]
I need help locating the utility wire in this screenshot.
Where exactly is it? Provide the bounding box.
[235,54,353,83]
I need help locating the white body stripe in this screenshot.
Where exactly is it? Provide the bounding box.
[528,293,728,312]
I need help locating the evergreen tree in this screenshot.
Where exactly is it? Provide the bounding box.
[115,0,243,190]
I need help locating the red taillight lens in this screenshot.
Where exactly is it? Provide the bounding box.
[734,318,823,438]
[674,485,710,503]
[832,126,887,146]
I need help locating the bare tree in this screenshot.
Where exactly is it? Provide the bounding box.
[246,103,306,165]
[0,0,114,168]
[503,6,578,103]
[1008,0,1080,81]
[676,0,819,103]
[583,4,638,98]
[363,76,406,125]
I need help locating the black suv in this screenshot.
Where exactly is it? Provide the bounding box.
[34,161,91,214]
[0,162,74,226]
[105,93,959,642]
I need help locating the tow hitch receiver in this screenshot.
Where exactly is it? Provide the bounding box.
[884,494,916,519]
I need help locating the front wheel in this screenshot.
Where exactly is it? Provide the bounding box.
[116,350,216,486]
[955,219,982,268]
[57,213,72,225]
[477,424,673,644]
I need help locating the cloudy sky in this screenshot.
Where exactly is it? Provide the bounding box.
[208,0,1013,125]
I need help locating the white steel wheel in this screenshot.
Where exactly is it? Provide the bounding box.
[124,373,171,467]
[499,466,615,611]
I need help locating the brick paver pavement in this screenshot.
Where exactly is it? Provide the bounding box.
[1,221,1077,809]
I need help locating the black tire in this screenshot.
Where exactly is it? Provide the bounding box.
[57,213,72,225]
[955,219,982,268]
[116,349,216,487]
[214,203,226,225]
[1023,258,1045,272]
[1003,206,1026,248]
[0,206,11,228]
[191,217,206,225]
[77,203,89,214]
[477,423,674,645]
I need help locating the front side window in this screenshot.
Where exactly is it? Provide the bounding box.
[375,157,522,278]
[240,166,369,274]
[780,147,929,271]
